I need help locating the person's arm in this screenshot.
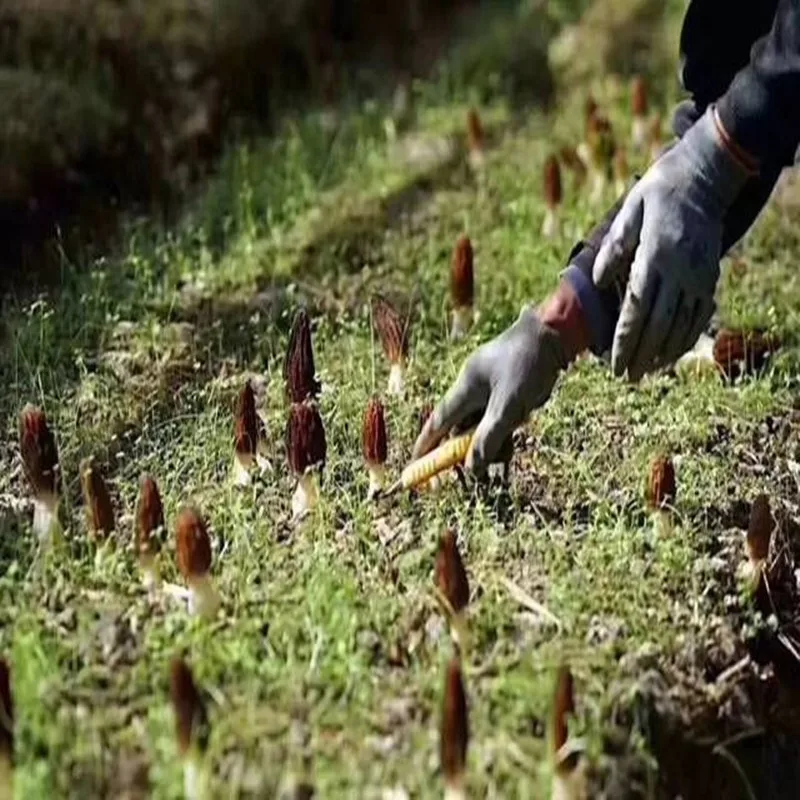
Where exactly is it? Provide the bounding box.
[716,0,800,170]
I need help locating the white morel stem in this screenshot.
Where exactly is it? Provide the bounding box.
[256,435,271,471]
[444,781,467,800]
[0,754,12,800]
[183,753,206,800]
[450,306,474,340]
[631,117,647,151]
[541,207,559,240]
[653,509,673,537]
[450,610,469,655]
[32,492,59,543]
[551,753,588,800]
[94,540,114,571]
[233,452,254,487]
[367,463,387,499]
[675,332,718,378]
[139,553,161,592]
[387,362,406,397]
[187,574,221,618]
[468,148,485,173]
[738,558,765,595]
[589,169,606,205]
[292,472,320,519]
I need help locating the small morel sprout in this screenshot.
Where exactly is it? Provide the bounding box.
[630,76,648,150]
[286,403,327,518]
[135,474,165,590]
[80,457,116,541]
[741,493,774,592]
[550,665,574,759]
[284,309,320,403]
[372,295,411,396]
[647,456,675,510]
[542,154,562,239]
[585,113,615,204]
[466,108,485,172]
[175,506,220,618]
[0,658,12,799]
[362,396,388,498]
[450,235,475,338]
[647,455,676,536]
[584,95,598,130]
[233,380,267,486]
[170,658,210,800]
[713,329,781,380]
[550,665,587,800]
[648,114,663,161]
[18,404,60,543]
[558,145,587,187]
[435,530,470,650]
[440,658,468,800]
[613,147,629,197]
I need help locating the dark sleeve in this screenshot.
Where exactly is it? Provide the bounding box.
[679,0,778,112]
[716,0,800,167]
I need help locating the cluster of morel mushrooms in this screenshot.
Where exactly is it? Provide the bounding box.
[2,76,789,800]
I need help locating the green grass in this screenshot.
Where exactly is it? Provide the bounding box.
[2,1,800,797]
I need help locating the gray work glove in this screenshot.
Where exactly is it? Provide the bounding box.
[412,307,567,472]
[593,106,753,381]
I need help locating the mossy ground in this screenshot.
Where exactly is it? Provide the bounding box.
[2,2,800,797]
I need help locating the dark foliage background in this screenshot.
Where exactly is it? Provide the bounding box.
[0,0,477,271]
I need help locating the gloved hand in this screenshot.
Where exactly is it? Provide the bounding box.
[593,106,755,381]
[412,306,569,472]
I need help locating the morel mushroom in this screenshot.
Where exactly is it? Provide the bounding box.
[578,112,615,205]
[549,665,587,800]
[440,658,468,800]
[372,295,410,396]
[435,530,470,650]
[18,404,60,543]
[175,506,220,618]
[450,235,475,338]
[170,657,210,800]
[542,155,562,240]
[558,145,587,188]
[135,474,165,590]
[713,329,780,380]
[233,380,267,486]
[362,396,388,498]
[740,493,774,592]
[647,455,676,536]
[630,76,648,150]
[284,308,320,403]
[80,457,116,541]
[286,403,327,518]
[648,114,663,161]
[466,108,485,172]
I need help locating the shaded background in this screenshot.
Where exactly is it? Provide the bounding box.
[0,0,669,284]
[0,0,492,277]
